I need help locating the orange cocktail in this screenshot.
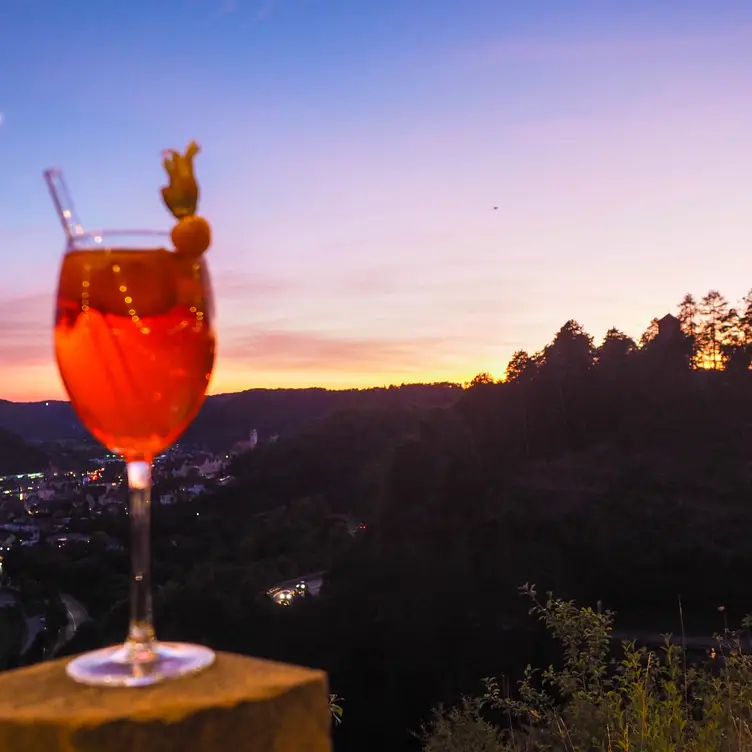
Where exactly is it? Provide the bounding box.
[54,247,215,461]
[48,141,219,687]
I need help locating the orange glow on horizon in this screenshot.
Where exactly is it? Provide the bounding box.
[1,361,473,403]
[208,367,470,394]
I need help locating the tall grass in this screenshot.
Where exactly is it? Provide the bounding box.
[420,585,752,752]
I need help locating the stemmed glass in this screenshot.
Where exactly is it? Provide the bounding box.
[46,167,216,686]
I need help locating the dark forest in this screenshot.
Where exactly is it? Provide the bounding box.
[4,287,752,749]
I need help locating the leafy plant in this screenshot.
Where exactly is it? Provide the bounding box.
[418,698,505,752]
[329,693,344,726]
[421,584,752,751]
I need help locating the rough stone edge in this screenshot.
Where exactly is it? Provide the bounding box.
[0,653,332,752]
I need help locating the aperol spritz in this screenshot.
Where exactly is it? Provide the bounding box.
[47,142,217,686]
[55,246,214,460]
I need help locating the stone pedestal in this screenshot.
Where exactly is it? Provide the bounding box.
[0,651,331,751]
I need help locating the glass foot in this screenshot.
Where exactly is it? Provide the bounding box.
[66,642,216,687]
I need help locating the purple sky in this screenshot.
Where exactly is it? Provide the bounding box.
[1,0,751,400]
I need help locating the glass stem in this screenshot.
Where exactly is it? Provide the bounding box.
[125,460,156,663]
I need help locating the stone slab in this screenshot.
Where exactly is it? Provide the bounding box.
[0,651,331,752]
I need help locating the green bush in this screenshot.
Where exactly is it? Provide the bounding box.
[419,698,505,752]
[420,584,752,751]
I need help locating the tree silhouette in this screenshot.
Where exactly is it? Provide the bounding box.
[467,372,495,388]
[698,291,729,369]
[677,294,699,369]
[740,289,752,344]
[715,290,752,374]
[597,328,636,370]
[639,318,660,348]
[543,320,594,377]
[505,350,538,382]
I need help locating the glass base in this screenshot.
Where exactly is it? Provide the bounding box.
[66,642,216,687]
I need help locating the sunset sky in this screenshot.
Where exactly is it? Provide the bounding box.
[1,0,751,401]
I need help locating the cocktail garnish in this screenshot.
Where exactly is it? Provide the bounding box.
[161,141,212,257]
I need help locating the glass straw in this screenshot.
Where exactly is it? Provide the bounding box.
[43,168,86,244]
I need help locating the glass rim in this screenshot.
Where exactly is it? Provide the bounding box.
[65,229,172,251]
[70,229,171,240]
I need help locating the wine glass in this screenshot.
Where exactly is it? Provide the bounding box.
[46,168,216,687]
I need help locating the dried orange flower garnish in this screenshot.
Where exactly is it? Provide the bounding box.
[161,141,212,257]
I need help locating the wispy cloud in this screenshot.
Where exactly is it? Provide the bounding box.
[212,269,301,300]
[328,264,537,317]
[0,293,54,368]
[221,329,459,373]
[333,266,403,297]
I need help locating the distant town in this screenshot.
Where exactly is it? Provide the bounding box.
[0,425,345,664]
[0,429,264,539]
